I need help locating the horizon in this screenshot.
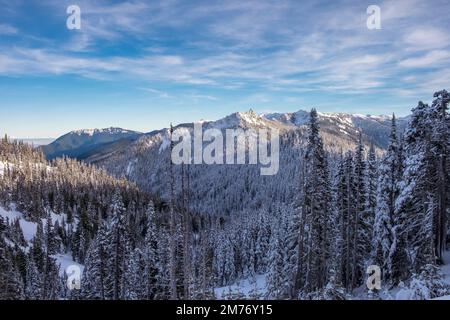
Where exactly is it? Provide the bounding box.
[1,0,450,138]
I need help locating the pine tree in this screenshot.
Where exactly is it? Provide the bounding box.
[168,124,178,299]
[143,203,162,300]
[81,224,108,299]
[396,91,450,273]
[366,141,378,259]
[124,248,145,300]
[353,133,371,288]
[25,255,42,299]
[105,190,131,300]
[0,234,24,300]
[374,114,407,284]
[297,109,332,294]
[31,220,45,271]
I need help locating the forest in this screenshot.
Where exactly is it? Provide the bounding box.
[0,90,449,300]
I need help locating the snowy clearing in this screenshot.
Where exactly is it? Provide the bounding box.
[53,253,85,277]
[0,206,68,242]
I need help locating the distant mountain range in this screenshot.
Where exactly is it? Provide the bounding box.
[41,127,141,160]
[41,110,409,163]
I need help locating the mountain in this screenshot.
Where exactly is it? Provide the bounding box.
[82,109,407,164]
[76,109,408,217]
[41,127,141,160]
[39,109,409,217]
[45,110,407,164]
[263,110,407,149]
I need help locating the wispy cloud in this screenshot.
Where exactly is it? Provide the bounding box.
[399,50,450,68]
[0,0,450,107]
[139,87,171,98]
[403,27,450,51]
[0,23,18,35]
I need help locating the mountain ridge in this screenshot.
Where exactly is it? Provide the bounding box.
[41,126,141,160]
[41,109,409,163]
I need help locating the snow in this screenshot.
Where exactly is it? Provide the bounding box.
[126,159,137,176]
[214,251,450,300]
[159,133,171,153]
[263,110,392,130]
[237,111,266,127]
[72,127,137,137]
[19,219,38,242]
[53,253,84,277]
[0,206,67,242]
[394,250,450,300]
[0,162,12,176]
[432,295,450,300]
[0,206,37,241]
[395,287,414,300]
[215,274,267,299]
[1,204,85,279]
[0,162,52,176]
[441,250,450,286]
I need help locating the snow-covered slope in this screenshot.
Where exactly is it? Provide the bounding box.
[0,206,83,276]
[0,207,37,242]
[86,108,397,164]
[263,110,408,149]
[213,251,450,300]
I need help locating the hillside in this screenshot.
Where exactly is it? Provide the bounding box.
[83,109,407,216]
[41,127,141,160]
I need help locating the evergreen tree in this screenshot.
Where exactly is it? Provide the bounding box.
[143,203,162,299]
[297,109,332,294]
[374,114,407,284]
[25,255,42,299]
[105,190,131,300]
[81,224,108,299]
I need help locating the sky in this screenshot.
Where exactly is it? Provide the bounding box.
[0,0,450,138]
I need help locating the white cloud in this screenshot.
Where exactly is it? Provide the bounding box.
[403,27,450,51]
[399,50,450,68]
[1,0,450,98]
[0,23,18,35]
[139,88,171,98]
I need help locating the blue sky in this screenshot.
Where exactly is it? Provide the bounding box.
[1,0,449,138]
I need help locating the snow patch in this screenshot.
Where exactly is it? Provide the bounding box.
[159,134,170,153]
[215,274,267,299]
[53,253,85,277]
[126,159,137,176]
[0,207,37,241]
[72,127,137,137]
[0,206,67,242]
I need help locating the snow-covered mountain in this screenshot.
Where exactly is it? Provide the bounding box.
[69,109,407,163]
[41,127,141,160]
[65,109,405,217]
[38,109,408,216]
[262,110,407,149]
[43,109,408,163]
